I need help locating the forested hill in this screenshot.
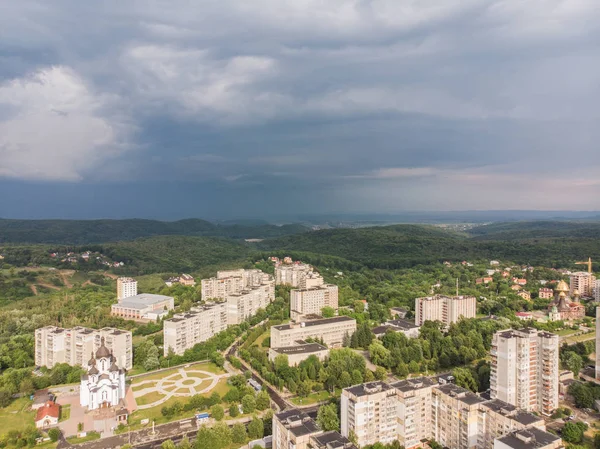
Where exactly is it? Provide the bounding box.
[467,221,600,240]
[0,218,308,244]
[257,223,600,269]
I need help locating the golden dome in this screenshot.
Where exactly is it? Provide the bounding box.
[559,291,566,298]
[555,280,569,292]
[573,289,580,296]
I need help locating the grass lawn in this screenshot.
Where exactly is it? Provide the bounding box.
[254,330,270,348]
[60,404,71,422]
[185,371,210,379]
[125,396,194,431]
[132,381,156,392]
[67,431,101,444]
[290,390,332,406]
[131,368,180,383]
[557,328,577,336]
[206,378,231,397]
[565,331,596,344]
[136,391,167,406]
[0,397,36,434]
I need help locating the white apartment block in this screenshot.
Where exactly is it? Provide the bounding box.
[432,383,488,449]
[490,328,559,416]
[596,280,600,301]
[117,277,138,300]
[341,381,398,447]
[226,282,274,325]
[270,316,357,349]
[201,269,274,300]
[392,377,436,449]
[415,295,477,326]
[163,303,228,356]
[570,272,595,297]
[35,326,132,370]
[290,284,338,321]
[273,409,322,449]
[275,263,324,288]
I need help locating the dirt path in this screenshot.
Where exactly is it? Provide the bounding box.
[102,272,118,280]
[59,271,73,288]
[36,282,61,291]
[30,285,38,295]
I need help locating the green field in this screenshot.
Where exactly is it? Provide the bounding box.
[135,391,167,406]
[0,397,36,434]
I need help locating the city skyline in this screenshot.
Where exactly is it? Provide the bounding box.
[1,1,600,218]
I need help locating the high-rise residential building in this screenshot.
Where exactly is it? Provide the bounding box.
[163,303,228,356]
[432,383,488,449]
[309,431,358,449]
[570,272,596,297]
[595,280,600,301]
[392,377,436,449]
[117,277,137,300]
[493,428,563,449]
[290,284,338,321]
[226,283,274,325]
[201,269,274,301]
[341,381,398,447]
[275,262,324,288]
[415,295,477,326]
[273,409,322,449]
[35,326,132,370]
[490,328,559,416]
[270,316,357,349]
[478,399,546,449]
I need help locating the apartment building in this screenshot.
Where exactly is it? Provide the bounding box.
[478,399,545,449]
[270,316,357,348]
[570,272,596,297]
[226,283,274,325]
[494,428,563,449]
[110,293,174,321]
[163,303,228,356]
[268,341,329,365]
[273,409,322,449]
[538,288,554,300]
[290,284,339,321]
[35,326,132,369]
[179,273,196,286]
[490,328,559,415]
[275,263,324,288]
[341,381,398,447]
[309,431,358,449]
[415,295,477,326]
[201,269,274,300]
[432,383,487,449]
[392,377,436,449]
[117,277,137,300]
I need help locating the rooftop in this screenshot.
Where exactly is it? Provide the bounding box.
[496,428,561,449]
[116,293,174,310]
[392,377,436,392]
[435,383,487,406]
[344,381,394,398]
[311,431,358,449]
[35,401,60,421]
[270,343,328,355]
[273,316,355,331]
[275,409,321,437]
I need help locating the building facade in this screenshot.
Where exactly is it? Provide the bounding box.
[596,307,600,380]
[275,263,324,288]
[392,377,436,449]
[490,328,559,415]
[341,381,398,447]
[201,269,274,300]
[268,342,329,365]
[110,293,175,321]
[163,303,228,356]
[270,316,357,348]
[226,283,275,325]
[290,284,339,321]
[415,295,477,326]
[116,277,137,300]
[273,409,322,449]
[570,272,595,297]
[35,326,133,370]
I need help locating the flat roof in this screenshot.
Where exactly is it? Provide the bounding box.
[275,409,320,437]
[496,428,560,449]
[270,343,328,355]
[387,319,419,330]
[273,316,356,331]
[311,431,358,449]
[116,293,174,309]
[392,377,436,392]
[435,383,487,406]
[344,381,393,398]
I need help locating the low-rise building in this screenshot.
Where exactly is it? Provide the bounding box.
[290,284,338,321]
[273,409,322,449]
[268,341,329,365]
[35,326,133,370]
[163,303,228,356]
[372,319,420,339]
[110,293,174,321]
[35,401,60,429]
[179,273,196,286]
[270,316,357,349]
[341,381,398,447]
[517,291,531,300]
[539,288,554,299]
[390,307,408,319]
[494,428,563,449]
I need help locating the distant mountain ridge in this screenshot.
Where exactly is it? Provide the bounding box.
[0,218,309,244]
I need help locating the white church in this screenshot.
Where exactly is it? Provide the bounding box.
[80,337,126,410]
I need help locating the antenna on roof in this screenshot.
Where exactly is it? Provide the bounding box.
[456,278,459,297]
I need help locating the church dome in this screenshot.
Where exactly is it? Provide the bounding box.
[573,289,580,296]
[88,352,96,366]
[95,337,111,359]
[89,365,99,375]
[555,280,569,292]
[109,361,120,372]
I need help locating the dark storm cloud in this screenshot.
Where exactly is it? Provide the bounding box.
[1,0,600,217]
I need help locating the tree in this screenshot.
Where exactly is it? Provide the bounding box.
[564,352,584,376]
[232,423,247,444]
[297,380,312,398]
[47,428,61,442]
[195,426,219,449]
[562,422,586,444]
[593,432,600,449]
[256,390,270,410]
[321,307,335,318]
[211,404,225,421]
[317,404,340,431]
[247,417,264,439]
[161,440,176,449]
[374,366,387,381]
[179,436,192,449]
[143,343,160,371]
[212,422,232,448]
[229,403,240,417]
[242,394,256,414]
[452,368,478,392]
[0,389,12,407]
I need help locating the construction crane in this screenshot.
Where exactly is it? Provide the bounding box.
[575,257,593,273]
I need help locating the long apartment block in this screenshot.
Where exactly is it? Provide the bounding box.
[35,326,132,370]
[290,284,338,321]
[415,294,477,326]
[491,328,559,415]
[270,316,357,349]
[275,263,323,288]
[163,302,228,356]
[201,269,274,300]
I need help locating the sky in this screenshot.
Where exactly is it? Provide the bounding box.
[1,1,600,219]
